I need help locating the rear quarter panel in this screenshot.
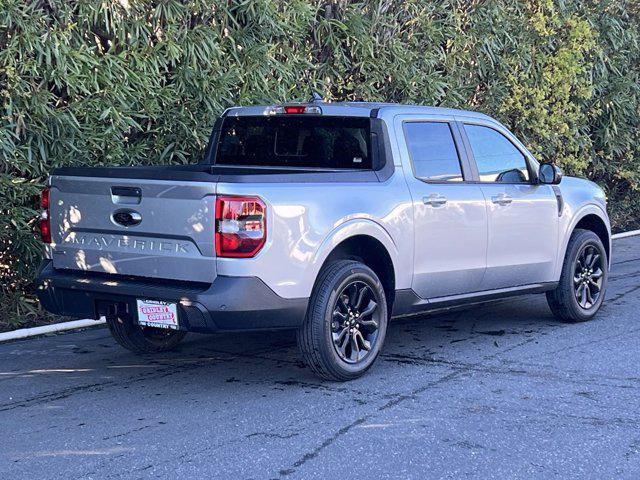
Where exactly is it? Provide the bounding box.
[215,168,414,299]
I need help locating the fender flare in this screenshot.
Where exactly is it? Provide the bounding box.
[555,204,611,278]
[306,218,402,294]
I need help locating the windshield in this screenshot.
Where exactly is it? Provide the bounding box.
[215,116,371,169]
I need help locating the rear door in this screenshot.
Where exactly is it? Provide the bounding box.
[395,115,488,299]
[49,175,217,283]
[459,121,559,289]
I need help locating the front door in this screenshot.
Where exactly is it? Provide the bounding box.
[461,123,559,289]
[398,118,488,299]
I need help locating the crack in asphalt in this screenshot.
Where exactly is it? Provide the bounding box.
[624,438,640,461]
[612,256,640,266]
[608,270,640,282]
[100,419,305,479]
[538,325,640,357]
[0,352,262,412]
[276,369,463,477]
[0,347,380,418]
[603,283,640,306]
[382,352,640,390]
[0,380,120,412]
[102,424,159,441]
[246,431,301,440]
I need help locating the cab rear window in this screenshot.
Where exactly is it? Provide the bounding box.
[215,116,371,169]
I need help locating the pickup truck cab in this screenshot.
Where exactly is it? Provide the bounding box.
[36,101,611,381]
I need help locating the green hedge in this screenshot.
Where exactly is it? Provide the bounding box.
[1,0,639,324]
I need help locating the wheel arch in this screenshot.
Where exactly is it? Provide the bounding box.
[574,214,611,263]
[557,205,611,279]
[310,220,401,311]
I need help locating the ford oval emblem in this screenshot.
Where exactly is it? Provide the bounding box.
[112,209,142,227]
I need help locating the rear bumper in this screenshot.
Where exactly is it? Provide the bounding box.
[36,260,308,333]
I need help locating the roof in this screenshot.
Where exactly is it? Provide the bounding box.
[224,101,494,121]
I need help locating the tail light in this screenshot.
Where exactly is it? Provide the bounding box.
[40,187,51,243]
[215,196,266,258]
[284,105,307,114]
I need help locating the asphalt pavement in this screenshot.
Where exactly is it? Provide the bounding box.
[1,236,639,479]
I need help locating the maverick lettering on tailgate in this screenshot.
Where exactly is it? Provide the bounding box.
[65,234,190,253]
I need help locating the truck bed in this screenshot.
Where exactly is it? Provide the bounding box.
[46,161,392,284]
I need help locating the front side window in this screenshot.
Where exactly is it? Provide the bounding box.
[404,122,463,182]
[464,124,530,183]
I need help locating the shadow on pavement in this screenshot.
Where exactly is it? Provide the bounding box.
[0,294,558,392]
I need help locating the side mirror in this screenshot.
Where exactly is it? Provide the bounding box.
[539,163,563,185]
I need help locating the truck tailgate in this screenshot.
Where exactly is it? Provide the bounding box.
[49,175,217,283]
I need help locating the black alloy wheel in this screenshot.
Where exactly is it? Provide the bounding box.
[297,260,389,381]
[546,228,608,323]
[573,244,605,309]
[331,280,382,364]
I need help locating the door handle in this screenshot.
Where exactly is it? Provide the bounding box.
[491,193,513,206]
[423,194,447,207]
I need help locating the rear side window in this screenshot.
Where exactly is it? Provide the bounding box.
[216,116,371,169]
[464,124,530,183]
[404,122,463,182]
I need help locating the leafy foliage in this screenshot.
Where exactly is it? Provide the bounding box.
[1,0,638,324]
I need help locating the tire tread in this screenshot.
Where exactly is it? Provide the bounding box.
[107,316,186,353]
[297,260,386,381]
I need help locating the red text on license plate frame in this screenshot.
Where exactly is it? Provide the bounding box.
[136,299,179,330]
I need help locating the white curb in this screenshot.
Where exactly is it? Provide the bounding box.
[0,318,105,343]
[612,229,640,240]
[1,229,639,343]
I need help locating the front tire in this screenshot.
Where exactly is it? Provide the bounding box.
[107,315,186,353]
[297,260,388,381]
[546,229,608,322]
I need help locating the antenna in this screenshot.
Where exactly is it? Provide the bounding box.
[309,91,323,103]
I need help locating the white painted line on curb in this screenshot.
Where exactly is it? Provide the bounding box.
[0,318,105,343]
[612,229,640,240]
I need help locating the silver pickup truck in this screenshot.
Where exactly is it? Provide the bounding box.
[36,101,611,381]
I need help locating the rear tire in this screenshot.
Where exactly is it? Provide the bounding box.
[297,260,388,381]
[107,315,186,353]
[546,229,608,322]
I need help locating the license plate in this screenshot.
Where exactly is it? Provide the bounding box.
[136,299,179,330]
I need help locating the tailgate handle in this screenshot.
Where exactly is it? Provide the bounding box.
[111,186,142,205]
